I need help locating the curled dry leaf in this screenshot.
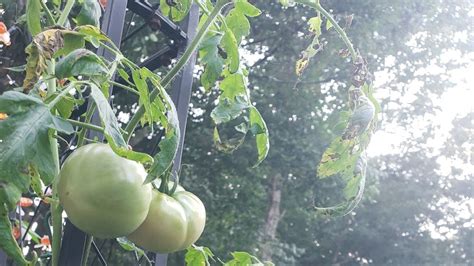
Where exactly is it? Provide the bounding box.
[0,22,11,46]
[0,113,8,120]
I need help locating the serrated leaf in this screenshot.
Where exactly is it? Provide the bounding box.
[211,97,249,124]
[160,0,191,22]
[235,0,261,17]
[0,204,30,265]
[89,84,127,148]
[224,251,265,266]
[75,25,111,47]
[308,17,322,36]
[221,28,240,73]
[116,237,145,256]
[55,49,108,79]
[249,107,269,167]
[225,9,250,44]
[199,34,224,90]
[326,20,333,30]
[132,68,153,126]
[0,91,73,210]
[76,0,102,27]
[220,73,247,100]
[26,0,42,35]
[185,245,215,266]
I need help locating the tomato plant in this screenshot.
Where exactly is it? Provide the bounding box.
[0,0,378,264]
[57,143,152,238]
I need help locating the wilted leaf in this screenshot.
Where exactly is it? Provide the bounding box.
[221,28,240,73]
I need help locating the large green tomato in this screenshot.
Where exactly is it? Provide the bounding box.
[57,143,152,238]
[127,185,206,253]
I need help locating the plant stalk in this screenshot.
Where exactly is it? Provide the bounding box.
[46,61,62,266]
[40,0,56,25]
[123,0,232,143]
[295,0,357,61]
[66,119,105,133]
[57,0,76,26]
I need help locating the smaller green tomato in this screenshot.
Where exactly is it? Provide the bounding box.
[58,143,152,238]
[127,185,206,253]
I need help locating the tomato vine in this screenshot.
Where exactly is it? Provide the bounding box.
[0,0,379,265]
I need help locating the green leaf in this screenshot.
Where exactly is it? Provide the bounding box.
[55,49,108,79]
[199,34,224,90]
[26,0,42,35]
[89,84,127,148]
[317,137,359,179]
[225,9,250,44]
[0,91,73,210]
[75,25,111,47]
[221,28,240,73]
[0,204,30,265]
[308,16,322,36]
[185,245,215,266]
[211,97,249,124]
[116,237,145,256]
[55,33,86,57]
[76,0,102,27]
[132,68,153,126]
[224,252,266,266]
[326,19,333,30]
[160,0,191,22]
[220,73,247,100]
[249,107,269,167]
[235,0,261,17]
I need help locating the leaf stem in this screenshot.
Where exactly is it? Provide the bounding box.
[295,0,357,61]
[108,80,139,95]
[76,103,96,147]
[57,0,76,27]
[40,0,56,25]
[123,0,233,143]
[66,119,105,133]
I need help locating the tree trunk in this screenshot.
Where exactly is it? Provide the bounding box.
[260,173,283,262]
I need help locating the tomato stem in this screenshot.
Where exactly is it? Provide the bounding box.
[295,0,357,61]
[57,0,76,27]
[66,119,105,133]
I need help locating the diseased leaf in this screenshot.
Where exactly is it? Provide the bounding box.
[76,0,102,27]
[55,49,108,79]
[26,0,42,35]
[213,127,246,153]
[55,33,86,57]
[0,91,73,210]
[220,73,247,100]
[132,68,153,126]
[23,29,65,91]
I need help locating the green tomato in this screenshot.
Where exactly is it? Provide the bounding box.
[127,186,206,253]
[58,143,152,238]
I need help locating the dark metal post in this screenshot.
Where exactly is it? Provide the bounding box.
[58,1,128,265]
[154,3,200,266]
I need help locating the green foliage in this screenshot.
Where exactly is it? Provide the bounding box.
[76,0,102,27]
[55,49,107,79]
[160,0,192,22]
[26,0,42,36]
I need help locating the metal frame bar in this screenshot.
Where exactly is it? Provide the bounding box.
[127,0,187,43]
